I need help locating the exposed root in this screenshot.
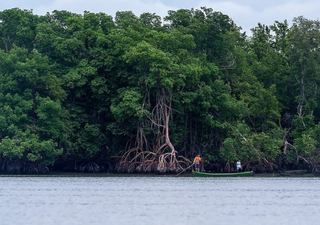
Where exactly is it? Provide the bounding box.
[0,157,49,174]
[116,145,191,173]
[157,152,190,173]
[224,160,232,172]
[116,88,191,173]
[251,158,278,172]
[75,162,100,173]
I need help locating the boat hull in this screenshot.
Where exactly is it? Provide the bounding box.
[192,171,254,177]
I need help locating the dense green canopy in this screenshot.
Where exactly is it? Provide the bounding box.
[0,7,319,174]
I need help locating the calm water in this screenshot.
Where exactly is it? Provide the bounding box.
[0,176,319,225]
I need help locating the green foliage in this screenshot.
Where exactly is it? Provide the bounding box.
[251,130,282,161]
[74,123,104,158]
[110,88,143,127]
[0,7,320,173]
[220,138,238,162]
[0,137,24,159]
[295,134,317,157]
[0,132,62,164]
[0,8,38,51]
[0,45,66,169]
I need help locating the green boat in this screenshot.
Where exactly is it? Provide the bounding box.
[192,171,254,177]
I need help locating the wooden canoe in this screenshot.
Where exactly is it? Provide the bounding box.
[192,171,254,177]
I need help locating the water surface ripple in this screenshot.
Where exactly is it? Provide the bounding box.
[0,176,319,225]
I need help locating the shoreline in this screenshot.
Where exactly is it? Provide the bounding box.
[0,170,319,177]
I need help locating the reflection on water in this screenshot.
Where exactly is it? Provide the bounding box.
[0,176,319,225]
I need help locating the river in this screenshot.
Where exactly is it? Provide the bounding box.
[0,176,319,225]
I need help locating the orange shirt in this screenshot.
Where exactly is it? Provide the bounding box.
[194,156,201,164]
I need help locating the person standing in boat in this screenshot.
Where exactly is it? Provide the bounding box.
[236,159,242,172]
[193,155,201,172]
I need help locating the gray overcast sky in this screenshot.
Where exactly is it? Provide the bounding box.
[1,0,320,34]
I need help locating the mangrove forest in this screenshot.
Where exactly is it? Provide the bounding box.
[0,7,320,174]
